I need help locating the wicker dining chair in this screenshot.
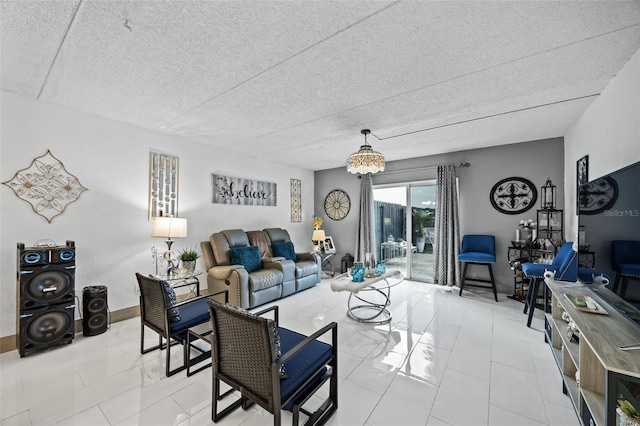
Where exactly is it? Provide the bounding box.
[135,273,211,376]
[208,295,338,426]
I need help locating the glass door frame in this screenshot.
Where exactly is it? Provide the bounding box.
[374,179,436,283]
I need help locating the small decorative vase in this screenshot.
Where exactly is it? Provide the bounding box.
[182,260,196,274]
[521,228,533,245]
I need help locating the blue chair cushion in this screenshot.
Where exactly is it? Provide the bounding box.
[278,327,332,408]
[458,252,496,263]
[271,241,298,262]
[229,246,262,273]
[168,297,210,334]
[620,264,640,277]
[521,263,551,278]
[578,268,611,284]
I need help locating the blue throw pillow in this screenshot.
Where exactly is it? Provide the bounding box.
[229,246,262,273]
[161,281,181,322]
[271,241,298,262]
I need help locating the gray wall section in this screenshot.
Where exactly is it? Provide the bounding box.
[315,137,565,296]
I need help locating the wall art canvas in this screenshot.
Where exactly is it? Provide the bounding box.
[577,155,589,212]
[2,149,88,223]
[212,174,277,206]
[290,178,301,222]
[149,150,179,219]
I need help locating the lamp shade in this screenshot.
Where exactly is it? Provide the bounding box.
[152,217,188,239]
[312,229,326,242]
[346,129,385,174]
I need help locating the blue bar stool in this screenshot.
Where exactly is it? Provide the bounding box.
[458,235,498,302]
[522,242,577,327]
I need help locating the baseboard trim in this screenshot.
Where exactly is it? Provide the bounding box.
[1,305,141,354]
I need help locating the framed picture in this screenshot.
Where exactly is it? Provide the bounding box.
[577,155,589,212]
[323,236,336,254]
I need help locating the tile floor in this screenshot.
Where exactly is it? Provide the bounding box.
[0,279,579,426]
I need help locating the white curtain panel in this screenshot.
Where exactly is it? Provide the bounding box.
[354,173,376,263]
[434,164,461,286]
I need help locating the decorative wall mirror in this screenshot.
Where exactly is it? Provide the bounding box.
[149,151,179,219]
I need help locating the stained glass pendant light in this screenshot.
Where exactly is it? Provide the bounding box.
[346,129,386,174]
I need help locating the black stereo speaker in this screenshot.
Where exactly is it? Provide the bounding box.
[18,304,75,357]
[82,286,108,336]
[17,241,76,357]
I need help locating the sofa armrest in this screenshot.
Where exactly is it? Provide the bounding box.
[263,256,285,263]
[206,265,250,308]
[296,252,317,262]
[207,264,242,280]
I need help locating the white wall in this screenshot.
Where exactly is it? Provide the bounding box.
[564,48,640,234]
[0,93,315,338]
[315,138,565,295]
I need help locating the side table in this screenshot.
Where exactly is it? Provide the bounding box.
[330,270,404,324]
[321,252,336,278]
[154,270,203,299]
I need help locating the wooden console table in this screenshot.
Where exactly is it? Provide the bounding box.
[545,279,640,425]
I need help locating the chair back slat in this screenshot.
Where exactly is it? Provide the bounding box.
[135,273,169,334]
[208,299,276,411]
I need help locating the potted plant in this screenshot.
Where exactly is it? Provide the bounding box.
[179,247,200,274]
[618,400,640,426]
[412,208,432,253]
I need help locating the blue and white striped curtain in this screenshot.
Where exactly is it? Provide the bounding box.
[434,164,461,286]
[354,173,375,263]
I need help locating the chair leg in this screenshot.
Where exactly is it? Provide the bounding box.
[612,273,621,294]
[620,276,630,299]
[212,377,244,422]
[459,262,469,296]
[526,279,540,328]
[488,264,497,302]
[523,277,532,314]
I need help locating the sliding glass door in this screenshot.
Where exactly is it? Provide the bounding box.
[373,181,436,282]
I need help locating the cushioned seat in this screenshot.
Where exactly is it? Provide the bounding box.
[577,267,611,285]
[249,268,285,292]
[458,235,498,302]
[135,273,211,376]
[208,296,337,425]
[167,297,211,335]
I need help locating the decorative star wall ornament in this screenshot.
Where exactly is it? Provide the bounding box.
[2,150,88,223]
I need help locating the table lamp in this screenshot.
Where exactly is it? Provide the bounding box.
[312,229,325,253]
[152,217,187,274]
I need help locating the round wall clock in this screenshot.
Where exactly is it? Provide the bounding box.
[578,176,618,215]
[324,189,351,221]
[490,177,537,215]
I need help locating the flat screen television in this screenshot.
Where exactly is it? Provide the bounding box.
[578,160,640,326]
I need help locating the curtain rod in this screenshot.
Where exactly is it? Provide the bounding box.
[374,162,470,177]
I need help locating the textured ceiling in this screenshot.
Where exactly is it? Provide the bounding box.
[2,1,640,171]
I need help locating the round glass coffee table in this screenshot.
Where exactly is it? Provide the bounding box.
[330,270,404,324]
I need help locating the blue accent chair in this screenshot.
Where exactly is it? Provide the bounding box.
[135,273,211,377]
[522,242,577,327]
[208,295,338,425]
[458,235,498,302]
[611,240,640,301]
